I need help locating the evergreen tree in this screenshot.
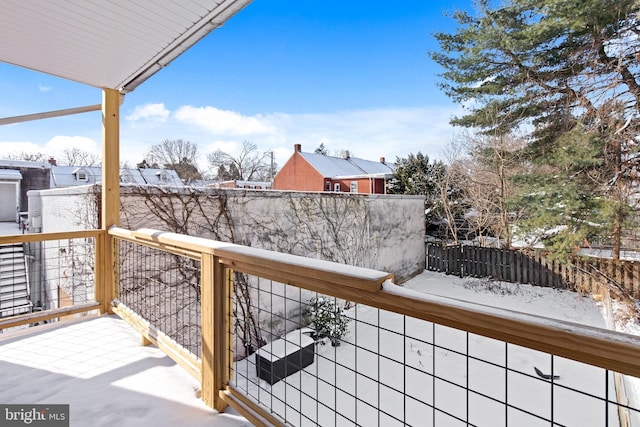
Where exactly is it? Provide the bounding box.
[388,152,443,198]
[432,0,640,259]
[315,143,328,155]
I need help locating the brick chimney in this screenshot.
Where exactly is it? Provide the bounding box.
[379,157,386,163]
[294,144,302,153]
[48,157,57,166]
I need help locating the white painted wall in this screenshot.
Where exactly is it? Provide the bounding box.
[0,182,19,221]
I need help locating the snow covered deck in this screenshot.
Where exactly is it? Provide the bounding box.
[0,315,249,427]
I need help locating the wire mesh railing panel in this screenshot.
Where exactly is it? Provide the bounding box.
[0,236,96,321]
[115,239,201,358]
[229,273,640,426]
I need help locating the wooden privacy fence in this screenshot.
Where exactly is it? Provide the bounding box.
[426,243,640,298]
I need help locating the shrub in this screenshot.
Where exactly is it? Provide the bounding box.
[305,297,349,346]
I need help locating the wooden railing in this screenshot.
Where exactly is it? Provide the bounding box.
[3,228,640,424]
[0,230,104,330]
[109,227,640,426]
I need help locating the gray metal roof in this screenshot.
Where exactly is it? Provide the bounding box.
[0,169,23,180]
[299,152,395,179]
[0,0,252,93]
[50,166,102,188]
[138,168,183,186]
[50,166,182,188]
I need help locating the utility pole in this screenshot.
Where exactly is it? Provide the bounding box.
[269,151,274,181]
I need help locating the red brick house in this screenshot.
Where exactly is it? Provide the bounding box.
[272,144,395,194]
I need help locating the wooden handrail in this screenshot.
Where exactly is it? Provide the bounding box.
[109,226,640,379]
[0,303,100,330]
[109,227,392,291]
[0,229,103,244]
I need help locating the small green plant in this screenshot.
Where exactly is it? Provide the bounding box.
[305,297,349,346]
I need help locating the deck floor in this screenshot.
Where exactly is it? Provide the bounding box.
[0,315,250,427]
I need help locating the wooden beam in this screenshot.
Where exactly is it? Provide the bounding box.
[0,230,102,245]
[200,253,216,408]
[101,88,120,314]
[102,88,120,228]
[212,264,232,412]
[0,303,100,330]
[112,303,201,380]
[0,104,102,126]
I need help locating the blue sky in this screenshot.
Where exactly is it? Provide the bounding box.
[0,1,471,172]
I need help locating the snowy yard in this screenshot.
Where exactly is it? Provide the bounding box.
[234,271,638,426]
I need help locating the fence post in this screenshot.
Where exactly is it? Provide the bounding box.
[201,253,231,411]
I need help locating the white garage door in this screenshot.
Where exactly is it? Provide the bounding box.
[0,183,17,221]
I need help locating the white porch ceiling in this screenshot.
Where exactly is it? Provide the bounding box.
[0,0,252,93]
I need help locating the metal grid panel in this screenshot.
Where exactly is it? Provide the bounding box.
[230,274,640,426]
[1,237,96,320]
[116,239,202,358]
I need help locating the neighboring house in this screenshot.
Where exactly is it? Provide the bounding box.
[0,159,52,222]
[214,180,272,190]
[0,157,183,222]
[133,168,183,186]
[272,144,395,194]
[51,166,183,187]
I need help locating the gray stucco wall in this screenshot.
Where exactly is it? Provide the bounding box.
[29,185,425,281]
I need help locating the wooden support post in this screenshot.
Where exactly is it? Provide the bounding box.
[100,88,120,314]
[201,253,215,408]
[214,266,233,411]
[201,253,231,411]
[94,231,105,312]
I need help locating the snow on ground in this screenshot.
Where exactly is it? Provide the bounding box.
[234,271,633,426]
[0,316,250,427]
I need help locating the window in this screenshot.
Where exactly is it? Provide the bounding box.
[325,181,331,192]
[334,183,341,192]
[76,170,88,181]
[350,181,358,193]
[156,171,167,183]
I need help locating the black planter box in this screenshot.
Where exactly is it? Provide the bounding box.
[256,330,315,385]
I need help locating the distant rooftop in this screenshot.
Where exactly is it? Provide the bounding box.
[297,147,395,179]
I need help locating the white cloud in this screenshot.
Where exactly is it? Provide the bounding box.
[0,141,47,157]
[261,107,461,165]
[38,84,51,92]
[0,136,100,163]
[174,106,276,136]
[2,102,460,172]
[126,103,170,123]
[44,136,100,160]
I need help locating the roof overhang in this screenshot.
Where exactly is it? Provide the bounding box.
[0,169,23,180]
[332,174,395,180]
[0,0,252,93]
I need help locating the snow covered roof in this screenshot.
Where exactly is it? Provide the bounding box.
[50,166,102,187]
[137,168,183,186]
[299,152,395,179]
[0,160,50,169]
[49,166,183,188]
[0,169,22,180]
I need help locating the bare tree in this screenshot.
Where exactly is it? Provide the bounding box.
[61,147,101,167]
[434,143,466,244]
[463,131,527,247]
[146,139,202,182]
[5,152,48,162]
[207,140,275,181]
